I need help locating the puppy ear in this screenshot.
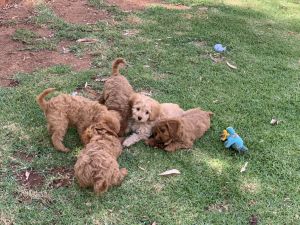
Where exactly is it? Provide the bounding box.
[166,119,180,138]
[129,93,139,107]
[149,100,160,121]
[81,126,94,145]
[102,114,121,135]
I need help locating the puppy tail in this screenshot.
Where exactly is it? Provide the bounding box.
[36,88,56,111]
[112,58,126,76]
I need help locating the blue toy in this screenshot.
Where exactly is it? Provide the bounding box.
[223,127,248,152]
[214,43,226,52]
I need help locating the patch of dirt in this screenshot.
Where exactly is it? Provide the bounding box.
[0,26,91,87]
[241,182,260,193]
[46,0,110,24]
[13,151,34,162]
[123,29,140,36]
[0,0,35,21]
[0,0,108,87]
[249,214,259,225]
[126,15,143,24]
[0,212,13,225]
[105,0,190,11]
[205,201,230,213]
[16,170,44,189]
[48,166,74,188]
[9,161,20,171]
[73,84,101,100]
[14,188,53,204]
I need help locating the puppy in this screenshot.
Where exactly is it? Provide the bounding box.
[99,58,134,136]
[123,93,184,147]
[36,88,113,152]
[146,108,213,152]
[74,114,127,195]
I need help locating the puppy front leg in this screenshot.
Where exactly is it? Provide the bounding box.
[123,133,143,147]
[52,131,70,152]
[164,142,193,152]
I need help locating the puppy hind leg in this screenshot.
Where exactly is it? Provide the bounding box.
[113,168,128,186]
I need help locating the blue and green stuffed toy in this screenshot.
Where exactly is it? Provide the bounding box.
[221,127,248,152]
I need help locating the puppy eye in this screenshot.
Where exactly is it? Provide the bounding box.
[145,111,149,115]
[136,107,140,111]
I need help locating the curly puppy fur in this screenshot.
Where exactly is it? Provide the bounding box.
[74,114,127,195]
[123,93,184,147]
[99,58,134,136]
[146,108,213,152]
[36,88,116,152]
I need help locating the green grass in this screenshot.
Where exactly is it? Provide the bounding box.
[0,0,299,224]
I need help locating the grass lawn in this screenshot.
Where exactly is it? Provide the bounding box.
[0,0,299,224]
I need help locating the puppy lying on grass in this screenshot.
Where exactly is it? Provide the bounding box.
[146,108,213,152]
[36,88,114,152]
[123,93,184,147]
[75,114,127,195]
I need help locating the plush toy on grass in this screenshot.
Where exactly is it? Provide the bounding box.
[221,127,248,152]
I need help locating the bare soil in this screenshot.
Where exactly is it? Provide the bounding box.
[15,170,45,189]
[106,0,190,11]
[13,151,35,162]
[46,0,110,24]
[48,166,74,188]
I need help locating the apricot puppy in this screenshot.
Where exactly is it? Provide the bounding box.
[99,58,134,136]
[74,114,127,194]
[123,93,184,147]
[36,88,110,152]
[146,108,213,152]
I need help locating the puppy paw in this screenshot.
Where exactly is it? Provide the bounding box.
[164,145,176,152]
[59,147,70,153]
[122,139,131,147]
[120,168,128,176]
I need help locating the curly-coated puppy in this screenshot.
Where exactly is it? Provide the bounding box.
[123,93,184,147]
[36,88,112,152]
[146,108,213,152]
[99,58,134,136]
[74,114,127,195]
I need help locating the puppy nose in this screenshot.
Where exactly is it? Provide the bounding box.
[138,116,142,121]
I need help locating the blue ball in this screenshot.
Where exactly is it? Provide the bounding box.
[214,44,226,52]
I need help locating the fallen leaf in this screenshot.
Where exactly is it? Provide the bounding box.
[25,171,30,181]
[62,47,70,54]
[270,118,279,125]
[84,82,88,88]
[123,29,139,36]
[71,91,78,96]
[151,222,157,225]
[240,162,248,173]
[76,38,98,43]
[138,166,145,171]
[159,169,180,176]
[213,99,219,103]
[226,61,237,69]
[85,202,92,207]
